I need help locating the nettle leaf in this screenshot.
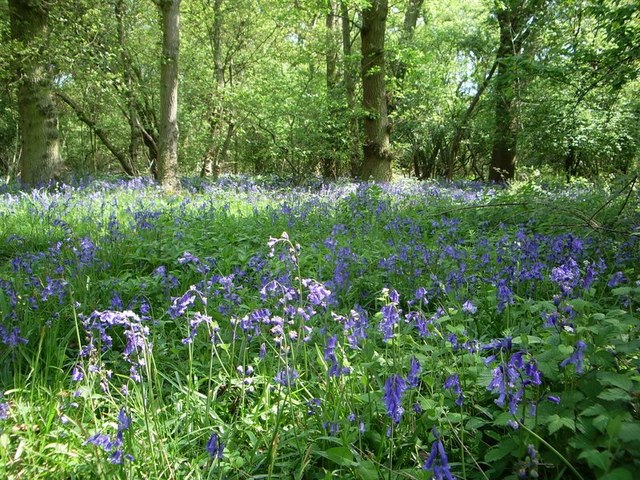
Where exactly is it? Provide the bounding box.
[618,422,640,444]
[599,467,634,480]
[597,388,631,402]
[485,438,517,462]
[577,448,611,471]
[580,404,607,417]
[597,372,633,391]
[547,414,576,435]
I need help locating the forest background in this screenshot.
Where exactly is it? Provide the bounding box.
[0,0,638,187]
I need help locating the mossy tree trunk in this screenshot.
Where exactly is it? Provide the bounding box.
[360,0,392,182]
[9,0,64,187]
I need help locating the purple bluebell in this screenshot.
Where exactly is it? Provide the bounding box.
[423,429,455,480]
[444,374,464,406]
[274,367,299,387]
[71,365,84,382]
[303,279,332,307]
[380,300,401,342]
[168,288,197,319]
[206,432,224,459]
[496,279,514,312]
[407,357,421,388]
[307,398,321,415]
[560,340,587,374]
[608,271,627,288]
[383,374,407,424]
[461,300,477,314]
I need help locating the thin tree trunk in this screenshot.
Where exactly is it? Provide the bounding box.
[403,0,424,36]
[9,0,64,187]
[489,15,517,183]
[201,0,226,179]
[341,1,360,178]
[56,92,135,176]
[323,0,339,179]
[360,0,392,182]
[157,0,181,190]
[488,0,541,182]
[115,0,141,175]
[447,59,498,178]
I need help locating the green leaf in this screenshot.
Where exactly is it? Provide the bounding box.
[321,446,357,467]
[354,460,379,480]
[618,422,640,443]
[577,448,611,471]
[485,438,517,462]
[598,372,633,391]
[598,388,631,402]
[547,414,576,435]
[599,468,633,480]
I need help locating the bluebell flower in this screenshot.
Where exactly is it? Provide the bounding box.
[307,398,321,415]
[274,367,299,387]
[206,432,224,459]
[380,303,400,341]
[0,401,9,420]
[423,429,455,479]
[383,374,407,424]
[608,271,627,288]
[461,300,477,314]
[407,357,421,388]
[444,374,464,406]
[560,340,587,374]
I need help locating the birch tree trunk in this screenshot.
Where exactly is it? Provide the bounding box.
[157,0,181,190]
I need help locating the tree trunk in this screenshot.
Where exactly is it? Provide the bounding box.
[115,0,141,176]
[322,0,339,179]
[56,92,135,176]
[360,0,392,182]
[201,0,229,179]
[341,1,360,178]
[8,0,64,187]
[489,19,517,183]
[157,0,181,190]
[447,59,498,178]
[488,0,540,183]
[403,0,424,37]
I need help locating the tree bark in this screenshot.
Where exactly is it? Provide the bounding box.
[403,0,424,37]
[201,0,224,178]
[115,0,141,176]
[447,59,498,178]
[341,1,360,177]
[8,0,64,187]
[489,0,541,183]
[157,0,181,190]
[360,0,392,182]
[56,92,136,176]
[489,13,517,183]
[322,0,339,179]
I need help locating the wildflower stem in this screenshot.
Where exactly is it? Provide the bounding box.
[517,420,585,480]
